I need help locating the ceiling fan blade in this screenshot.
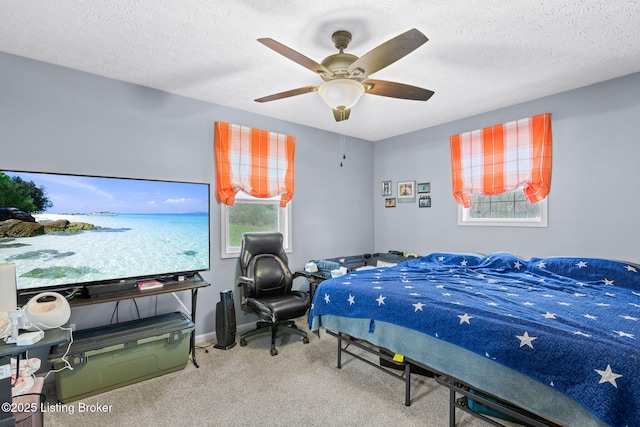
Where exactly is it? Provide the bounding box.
[363,79,434,101]
[255,86,319,103]
[258,38,334,78]
[348,28,428,77]
[332,108,351,122]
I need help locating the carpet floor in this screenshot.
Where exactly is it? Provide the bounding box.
[39,322,517,427]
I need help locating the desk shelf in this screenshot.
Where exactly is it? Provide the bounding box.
[67,275,209,307]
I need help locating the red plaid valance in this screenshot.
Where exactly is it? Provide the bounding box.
[215,122,295,207]
[450,113,552,208]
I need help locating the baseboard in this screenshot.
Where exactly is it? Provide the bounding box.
[194,321,257,345]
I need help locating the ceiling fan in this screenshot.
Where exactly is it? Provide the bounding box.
[255,28,434,122]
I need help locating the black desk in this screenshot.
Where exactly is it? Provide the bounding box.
[0,328,70,360]
[1,328,71,427]
[66,274,209,368]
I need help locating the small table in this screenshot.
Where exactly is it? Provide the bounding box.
[1,328,71,427]
[1,329,71,360]
[294,270,327,304]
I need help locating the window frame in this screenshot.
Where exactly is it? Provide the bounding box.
[220,191,292,259]
[457,190,548,228]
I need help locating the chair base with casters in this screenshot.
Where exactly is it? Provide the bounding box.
[239,319,309,356]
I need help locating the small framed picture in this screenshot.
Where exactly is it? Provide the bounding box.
[397,181,416,203]
[417,182,431,193]
[381,180,392,196]
[419,195,432,208]
[385,198,396,208]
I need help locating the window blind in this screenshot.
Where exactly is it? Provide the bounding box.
[215,122,295,207]
[450,113,552,208]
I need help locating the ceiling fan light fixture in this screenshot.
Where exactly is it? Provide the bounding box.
[318,79,365,110]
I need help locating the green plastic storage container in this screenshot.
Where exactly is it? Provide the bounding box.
[49,312,194,403]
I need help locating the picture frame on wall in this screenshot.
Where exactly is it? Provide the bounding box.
[418,182,431,193]
[381,180,392,196]
[385,198,396,208]
[397,181,416,203]
[419,195,432,208]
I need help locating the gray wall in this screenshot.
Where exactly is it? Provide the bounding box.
[0,52,374,338]
[3,50,639,339]
[373,72,640,261]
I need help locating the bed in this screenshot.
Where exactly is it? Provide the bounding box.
[308,252,640,427]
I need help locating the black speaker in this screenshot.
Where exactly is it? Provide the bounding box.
[214,289,236,350]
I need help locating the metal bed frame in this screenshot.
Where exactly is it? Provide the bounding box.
[327,330,561,427]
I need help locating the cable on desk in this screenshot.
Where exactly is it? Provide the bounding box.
[110,301,120,324]
[42,326,74,379]
[131,299,141,319]
[18,321,76,380]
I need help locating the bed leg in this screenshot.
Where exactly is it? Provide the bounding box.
[337,332,343,369]
[449,387,456,427]
[404,361,411,406]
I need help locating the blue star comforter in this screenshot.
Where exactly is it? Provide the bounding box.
[308,252,640,427]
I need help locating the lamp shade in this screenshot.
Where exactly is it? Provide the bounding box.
[318,79,365,110]
[0,263,17,312]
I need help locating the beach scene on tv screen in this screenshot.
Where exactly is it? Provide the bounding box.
[0,171,210,290]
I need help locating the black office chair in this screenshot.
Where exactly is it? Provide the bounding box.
[236,232,310,356]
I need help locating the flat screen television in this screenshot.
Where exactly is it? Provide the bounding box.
[0,170,210,296]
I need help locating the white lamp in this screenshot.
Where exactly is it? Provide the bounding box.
[0,263,17,312]
[317,79,365,110]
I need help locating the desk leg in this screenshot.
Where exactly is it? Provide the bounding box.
[190,288,199,368]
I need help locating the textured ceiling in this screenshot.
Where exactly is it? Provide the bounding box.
[2,1,640,141]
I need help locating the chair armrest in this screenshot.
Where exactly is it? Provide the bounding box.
[237,276,256,306]
[236,275,255,286]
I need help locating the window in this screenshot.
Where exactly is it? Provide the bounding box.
[458,188,547,227]
[220,191,292,258]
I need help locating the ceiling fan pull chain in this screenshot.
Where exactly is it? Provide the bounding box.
[340,113,346,167]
